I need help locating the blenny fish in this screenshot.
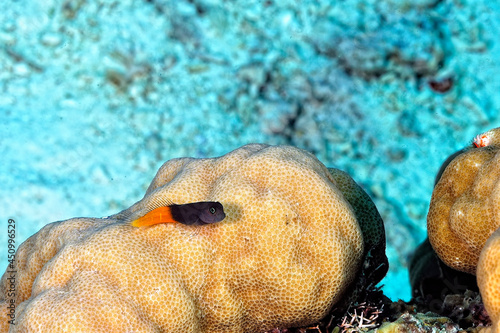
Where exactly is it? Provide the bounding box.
[130,198,225,227]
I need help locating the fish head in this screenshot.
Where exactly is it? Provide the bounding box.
[196,202,225,224]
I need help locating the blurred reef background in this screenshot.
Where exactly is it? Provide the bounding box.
[1,0,499,302]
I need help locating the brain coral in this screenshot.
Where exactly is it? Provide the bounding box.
[427,127,500,274]
[478,228,500,333]
[0,144,386,333]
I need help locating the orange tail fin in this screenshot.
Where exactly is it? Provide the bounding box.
[131,206,176,227]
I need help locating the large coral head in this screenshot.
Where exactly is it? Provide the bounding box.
[0,144,385,333]
[427,127,500,274]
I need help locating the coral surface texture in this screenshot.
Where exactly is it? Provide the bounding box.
[427,127,500,274]
[427,127,500,333]
[478,228,500,333]
[0,144,384,333]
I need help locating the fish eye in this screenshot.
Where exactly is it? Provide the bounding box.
[209,207,216,214]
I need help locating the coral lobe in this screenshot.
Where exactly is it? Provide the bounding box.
[0,144,386,333]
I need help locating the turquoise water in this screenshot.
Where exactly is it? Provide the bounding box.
[1,0,499,303]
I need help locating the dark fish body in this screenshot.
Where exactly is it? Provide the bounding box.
[131,201,225,227]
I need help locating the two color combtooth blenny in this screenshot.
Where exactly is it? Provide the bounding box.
[130,199,225,227]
